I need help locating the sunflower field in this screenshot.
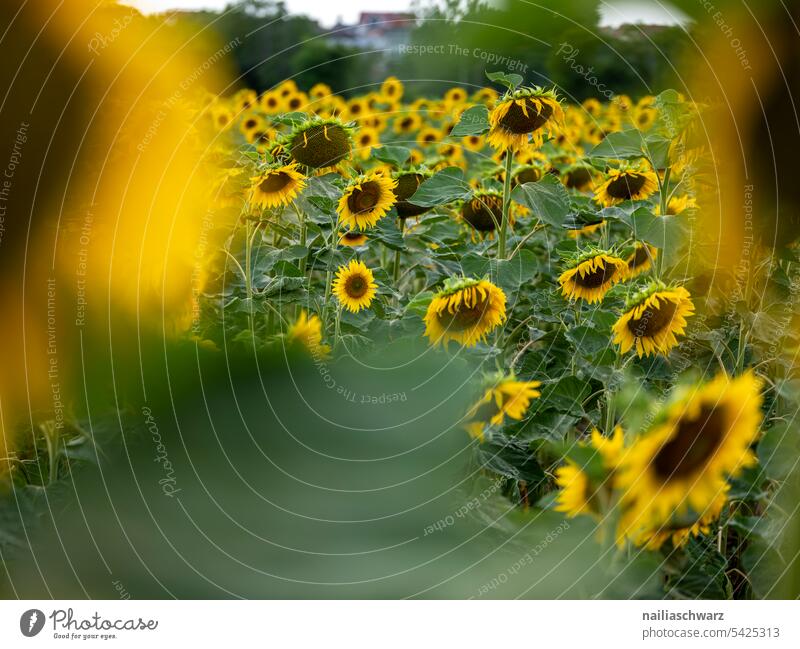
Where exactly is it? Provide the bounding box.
[129,68,800,599]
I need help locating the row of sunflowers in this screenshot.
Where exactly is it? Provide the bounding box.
[191,72,790,597]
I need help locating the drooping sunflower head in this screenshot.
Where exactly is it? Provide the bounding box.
[594,166,659,207]
[611,283,695,357]
[625,242,658,278]
[249,163,307,209]
[617,371,763,542]
[288,118,353,169]
[332,259,377,313]
[423,277,507,347]
[555,427,625,519]
[628,491,728,550]
[558,249,629,304]
[287,310,330,358]
[337,172,398,230]
[488,86,564,151]
[393,168,432,219]
[461,191,506,233]
[562,163,595,191]
[512,164,545,185]
[463,372,541,441]
[566,218,605,239]
[338,230,368,247]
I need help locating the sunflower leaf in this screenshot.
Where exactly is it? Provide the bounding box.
[510,175,570,228]
[372,145,411,167]
[590,129,668,166]
[407,167,472,207]
[449,105,490,137]
[485,70,523,92]
[371,213,407,251]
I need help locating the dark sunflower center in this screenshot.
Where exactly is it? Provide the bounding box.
[347,181,381,214]
[343,232,363,241]
[606,173,646,199]
[573,262,617,288]
[422,133,436,143]
[345,274,368,298]
[653,404,726,480]
[626,298,678,338]
[436,293,489,332]
[290,124,351,168]
[628,246,651,270]
[462,196,503,232]
[499,98,554,134]
[288,97,302,110]
[259,172,293,194]
[244,118,258,129]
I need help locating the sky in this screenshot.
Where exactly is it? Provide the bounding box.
[125,0,689,29]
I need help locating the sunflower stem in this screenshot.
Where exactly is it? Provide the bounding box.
[245,219,255,333]
[333,306,342,353]
[392,218,404,287]
[294,203,308,276]
[498,149,514,260]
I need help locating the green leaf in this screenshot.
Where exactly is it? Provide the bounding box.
[371,215,407,251]
[510,175,570,228]
[620,207,688,250]
[485,70,523,91]
[408,167,472,207]
[477,438,545,483]
[590,129,672,168]
[449,105,490,137]
[372,145,411,167]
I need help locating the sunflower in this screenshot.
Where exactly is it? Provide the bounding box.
[625,242,658,278]
[594,167,658,207]
[393,113,422,134]
[249,163,307,209]
[287,310,330,358]
[656,194,698,215]
[582,97,602,117]
[628,491,728,550]
[423,277,507,347]
[260,91,282,113]
[289,118,353,169]
[239,113,263,137]
[381,76,404,102]
[211,105,234,130]
[285,91,309,112]
[487,87,564,151]
[612,283,695,357]
[234,88,258,112]
[555,427,624,518]
[337,172,398,230]
[444,86,468,105]
[346,98,369,120]
[332,259,377,313]
[562,163,595,191]
[513,164,545,185]
[473,87,499,105]
[354,127,380,160]
[461,192,505,232]
[309,82,332,100]
[617,371,763,543]
[338,230,368,247]
[393,170,431,219]
[463,373,541,441]
[566,220,605,239]
[633,106,657,131]
[558,250,628,304]
[417,127,443,146]
[462,134,485,151]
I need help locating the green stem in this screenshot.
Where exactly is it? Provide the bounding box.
[295,204,308,276]
[498,150,514,259]
[322,216,337,333]
[245,219,255,332]
[333,306,342,353]
[393,218,405,285]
